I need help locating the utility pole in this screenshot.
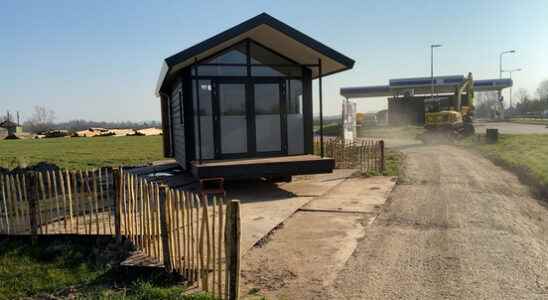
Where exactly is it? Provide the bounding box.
[499,50,516,119]
[430,44,442,102]
[506,68,522,113]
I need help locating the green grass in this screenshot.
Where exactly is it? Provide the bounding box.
[382,149,402,177]
[0,239,105,300]
[313,122,341,137]
[509,118,548,125]
[466,134,548,192]
[0,238,215,300]
[0,136,164,170]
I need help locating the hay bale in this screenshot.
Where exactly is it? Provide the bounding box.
[135,128,162,136]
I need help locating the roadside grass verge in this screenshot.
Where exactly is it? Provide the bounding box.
[0,136,164,170]
[362,149,403,178]
[509,118,548,126]
[382,149,403,177]
[0,237,215,300]
[313,122,341,136]
[465,134,548,198]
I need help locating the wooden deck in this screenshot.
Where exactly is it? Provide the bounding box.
[190,155,335,179]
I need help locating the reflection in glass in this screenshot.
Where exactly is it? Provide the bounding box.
[251,66,302,77]
[198,65,247,76]
[193,80,214,159]
[205,43,247,64]
[287,80,304,154]
[255,83,281,152]
[219,84,247,154]
[249,41,293,65]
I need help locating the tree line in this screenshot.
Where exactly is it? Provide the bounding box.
[2,106,160,134]
[475,79,548,118]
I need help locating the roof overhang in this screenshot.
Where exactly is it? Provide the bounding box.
[156,13,355,97]
[341,76,513,99]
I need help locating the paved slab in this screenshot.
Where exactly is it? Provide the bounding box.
[225,169,356,254]
[241,175,396,299]
[303,176,396,214]
[238,196,312,253]
[280,169,358,197]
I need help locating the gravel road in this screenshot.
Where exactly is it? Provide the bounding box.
[334,144,548,299]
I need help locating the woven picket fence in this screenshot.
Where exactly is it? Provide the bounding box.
[315,137,385,174]
[0,168,241,300]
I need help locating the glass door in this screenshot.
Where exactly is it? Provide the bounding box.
[216,82,248,157]
[253,81,284,154]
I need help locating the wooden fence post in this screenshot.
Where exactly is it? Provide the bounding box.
[225,200,241,300]
[379,140,385,173]
[159,185,172,272]
[113,168,122,242]
[27,172,38,239]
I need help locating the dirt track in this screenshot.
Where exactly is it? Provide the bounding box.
[334,144,548,299]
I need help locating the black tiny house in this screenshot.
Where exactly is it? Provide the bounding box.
[155,13,354,179]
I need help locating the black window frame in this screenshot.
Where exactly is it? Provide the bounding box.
[191,39,305,79]
[189,38,308,160]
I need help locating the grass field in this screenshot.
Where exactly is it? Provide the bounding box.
[509,118,548,126]
[467,134,548,194]
[0,238,214,300]
[0,136,164,170]
[313,122,341,136]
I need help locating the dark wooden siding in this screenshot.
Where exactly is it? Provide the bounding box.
[170,79,187,169]
[182,68,195,165]
[302,68,313,154]
[160,94,173,157]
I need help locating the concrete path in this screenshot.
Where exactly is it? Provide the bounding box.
[240,175,396,299]
[225,169,357,254]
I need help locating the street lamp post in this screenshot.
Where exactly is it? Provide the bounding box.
[498,50,516,119]
[430,44,442,101]
[505,68,522,113]
[499,50,516,79]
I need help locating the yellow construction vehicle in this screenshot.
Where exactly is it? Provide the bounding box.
[421,72,475,142]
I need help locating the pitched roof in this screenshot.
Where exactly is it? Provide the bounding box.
[156,13,355,96]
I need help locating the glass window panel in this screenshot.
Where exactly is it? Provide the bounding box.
[197,65,247,76]
[251,66,302,77]
[255,83,281,152]
[219,84,247,154]
[250,41,294,65]
[205,42,247,64]
[193,80,214,159]
[287,80,304,154]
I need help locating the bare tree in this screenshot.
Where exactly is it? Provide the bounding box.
[25,106,56,133]
[515,88,530,104]
[537,79,548,101]
[474,92,500,118]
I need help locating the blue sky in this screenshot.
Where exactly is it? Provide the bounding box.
[2,0,547,122]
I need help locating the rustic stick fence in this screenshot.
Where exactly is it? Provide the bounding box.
[119,170,240,299]
[0,168,242,300]
[0,169,115,235]
[315,137,385,174]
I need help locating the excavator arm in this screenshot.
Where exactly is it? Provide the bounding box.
[456,72,474,110]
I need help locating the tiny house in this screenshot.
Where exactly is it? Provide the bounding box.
[155,13,354,180]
